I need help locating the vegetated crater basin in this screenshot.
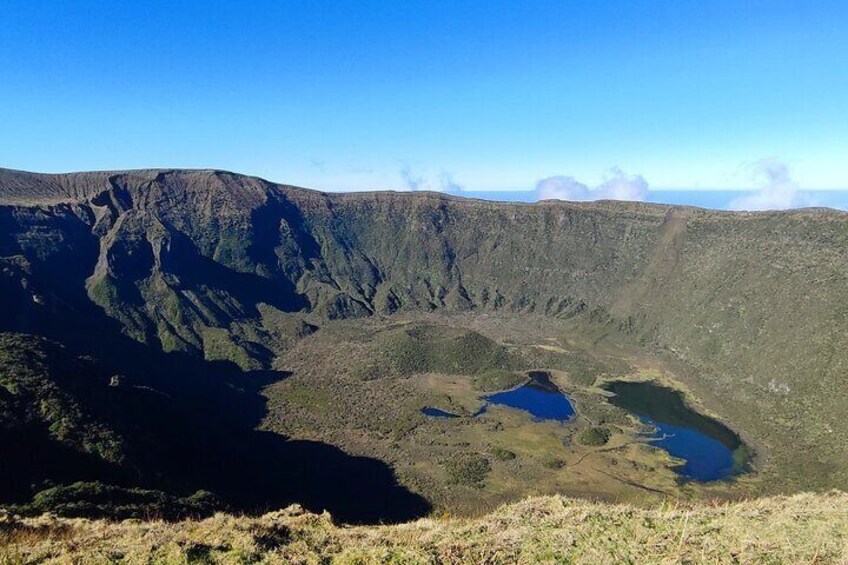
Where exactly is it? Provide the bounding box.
[603,381,749,482]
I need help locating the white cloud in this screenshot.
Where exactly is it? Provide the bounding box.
[535,168,649,202]
[399,165,464,193]
[536,176,589,200]
[728,159,812,211]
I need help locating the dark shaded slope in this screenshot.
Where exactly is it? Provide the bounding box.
[0,330,429,523]
[0,171,431,521]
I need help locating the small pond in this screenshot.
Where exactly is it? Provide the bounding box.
[422,371,575,422]
[603,381,748,482]
[483,371,575,422]
[421,407,459,419]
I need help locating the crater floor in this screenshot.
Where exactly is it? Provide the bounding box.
[261,313,757,514]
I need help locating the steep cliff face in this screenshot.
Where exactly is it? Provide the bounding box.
[0,168,667,351]
[2,167,845,366]
[2,167,848,491]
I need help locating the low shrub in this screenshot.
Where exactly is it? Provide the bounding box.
[445,453,491,487]
[578,426,612,447]
[491,447,517,461]
[19,482,222,520]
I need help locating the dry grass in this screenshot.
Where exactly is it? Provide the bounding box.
[3,492,848,564]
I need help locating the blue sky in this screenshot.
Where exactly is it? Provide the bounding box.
[1,1,847,209]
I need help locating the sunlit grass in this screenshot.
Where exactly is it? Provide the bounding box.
[3,492,847,564]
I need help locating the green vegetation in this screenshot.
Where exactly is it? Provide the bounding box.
[13,482,220,520]
[281,383,332,413]
[542,457,566,470]
[472,369,525,392]
[578,426,611,447]
[257,304,317,349]
[445,453,491,487]
[0,333,127,467]
[201,327,260,371]
[490,446,517,461]
[524,347,629,387]
[367,324,519,378]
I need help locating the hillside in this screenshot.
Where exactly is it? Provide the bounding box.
[3,492,847,564]
[1,167,847,518]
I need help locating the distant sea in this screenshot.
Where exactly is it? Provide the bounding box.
[459,190,848,211]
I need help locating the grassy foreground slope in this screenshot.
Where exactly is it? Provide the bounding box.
[3,492,847,564]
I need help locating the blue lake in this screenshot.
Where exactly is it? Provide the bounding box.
[422,371,575,422]
[604,381,748,482]
[641,418,738,481]
[483,371,575,422]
